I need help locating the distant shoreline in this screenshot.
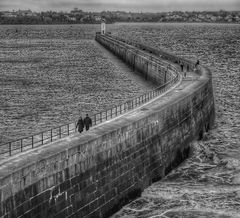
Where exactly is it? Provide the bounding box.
[1,10,239,25]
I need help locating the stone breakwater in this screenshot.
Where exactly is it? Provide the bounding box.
[0,33,214,218]
[111,23,240,218]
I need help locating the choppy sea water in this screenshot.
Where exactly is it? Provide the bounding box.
[110,23,240,217]
[0,25,156,144]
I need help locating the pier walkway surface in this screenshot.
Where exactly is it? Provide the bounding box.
[93,41,158,89]
[0,62,199,181]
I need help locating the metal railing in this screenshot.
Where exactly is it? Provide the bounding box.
[99,34,181,84]
[109,34,195,69]
[97,34,181,74]
[0,36,181,158]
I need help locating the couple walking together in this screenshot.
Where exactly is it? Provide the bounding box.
[76,114,92,133]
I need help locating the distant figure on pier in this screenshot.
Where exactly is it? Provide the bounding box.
[84,114,92,131]
[76,117,84,133]
[195,59,200,68]
[180,62,184,72]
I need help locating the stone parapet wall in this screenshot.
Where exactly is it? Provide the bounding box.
[0,35,215,218]
[96,33,179,87]
[109,34,196,71]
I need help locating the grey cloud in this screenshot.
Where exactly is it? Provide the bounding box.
[0,0,239,12]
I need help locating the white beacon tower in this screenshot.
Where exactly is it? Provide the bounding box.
[101,19,106,35]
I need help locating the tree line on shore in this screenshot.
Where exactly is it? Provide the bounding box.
[0,9,239,25]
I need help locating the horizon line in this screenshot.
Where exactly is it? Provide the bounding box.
[1,9,239,13]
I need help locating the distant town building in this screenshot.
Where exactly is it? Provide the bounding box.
[70,8,83,16]
[18,10,35,17]
[43,17,53,23]
[65,15,77,22]
[2,11,17,18]
[94,15,102,22]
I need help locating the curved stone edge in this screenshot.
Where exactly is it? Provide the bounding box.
[0,37,215,218]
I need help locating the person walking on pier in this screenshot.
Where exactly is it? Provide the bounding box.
[84,114,92,131]
[195,59,200,68]
[180,62,184,72]
[76,116,84,133]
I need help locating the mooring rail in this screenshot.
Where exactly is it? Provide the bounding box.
[0,37,180,158]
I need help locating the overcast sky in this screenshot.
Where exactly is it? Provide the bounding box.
[0,0,239,12]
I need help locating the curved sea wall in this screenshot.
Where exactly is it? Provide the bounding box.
[0,34,215,218]
[95,33,180,86]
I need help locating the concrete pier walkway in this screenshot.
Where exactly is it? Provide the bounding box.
[94,40,158,89]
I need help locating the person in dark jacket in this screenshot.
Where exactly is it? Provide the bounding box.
[84,114,92,131]
[195,59,200,68]
[76,117,84,133]
[180,62,184,72]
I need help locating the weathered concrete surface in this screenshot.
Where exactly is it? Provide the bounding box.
[0,35,214,218]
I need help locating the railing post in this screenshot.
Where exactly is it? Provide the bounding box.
[9,142,11,156]
[21,139,23,152]
[116,107,117,116]
[106,110,107,120]
[120,105,122,114]
[100,112,102,123]
[59,127,61,139]
[111,109,112,118]
[51,129,52,142]
[32,136,34,148]
[67,124,70,135]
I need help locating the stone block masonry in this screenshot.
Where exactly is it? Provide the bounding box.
[0,34,215,218]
